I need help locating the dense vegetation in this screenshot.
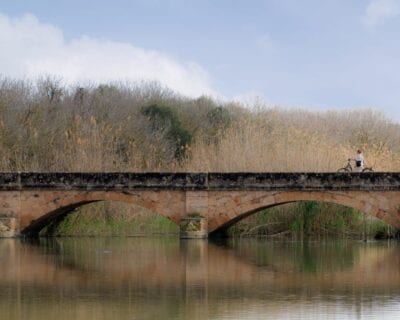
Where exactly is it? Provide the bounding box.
[1,77,399,238]
[227,202,397,239]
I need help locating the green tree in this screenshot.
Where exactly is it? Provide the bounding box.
[142,104,192,161]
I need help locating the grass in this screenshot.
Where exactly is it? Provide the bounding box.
[40,202,179,237]
[39,200,398,240]
[227,201,398,240]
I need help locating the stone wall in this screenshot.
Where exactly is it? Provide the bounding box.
[1,172,400,191]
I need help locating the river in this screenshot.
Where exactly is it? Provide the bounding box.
[0,238,399,319]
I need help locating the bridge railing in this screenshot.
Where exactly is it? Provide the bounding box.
[1,172,400,191]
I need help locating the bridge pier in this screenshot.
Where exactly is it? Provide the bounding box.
[180,191,209,239]
[0,217,17,237]
[179,216,208,239]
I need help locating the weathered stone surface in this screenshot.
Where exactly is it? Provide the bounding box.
[1,172,400,191]
[180,216,208,239]
[0,217,17,237]
[206,172,400,191]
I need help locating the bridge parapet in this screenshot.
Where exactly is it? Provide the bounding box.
[207,172,400,190]
[0,172,400,191]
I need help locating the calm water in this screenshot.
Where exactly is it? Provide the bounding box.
[1,237,400,320]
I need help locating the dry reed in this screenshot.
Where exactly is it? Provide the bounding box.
[0,77,399,173]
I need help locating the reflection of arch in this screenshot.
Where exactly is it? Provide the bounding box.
[20,190,186,235]
[207,191,395,234]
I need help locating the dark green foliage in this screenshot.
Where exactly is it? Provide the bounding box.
[204,106,232,144]
[228,201,395,240]
[301,201,317,234]
[207,106,231,131]
[142,104,177,127]
[168,123,192,158]
[142,104,192,160]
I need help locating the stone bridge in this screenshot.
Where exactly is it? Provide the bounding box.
[1,172,400,238]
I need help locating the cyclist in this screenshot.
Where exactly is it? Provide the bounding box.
[354,149,364,172]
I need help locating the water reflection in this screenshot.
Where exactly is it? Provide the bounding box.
[1,238,400,319]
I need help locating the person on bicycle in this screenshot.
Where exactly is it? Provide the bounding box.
[354,149,364,172]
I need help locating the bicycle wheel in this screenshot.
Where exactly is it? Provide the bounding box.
[337,168,350,172]
[362,167,374,172]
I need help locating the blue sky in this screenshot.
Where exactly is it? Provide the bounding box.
[1,0,400,120]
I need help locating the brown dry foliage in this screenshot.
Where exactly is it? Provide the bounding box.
[0,77,399,172]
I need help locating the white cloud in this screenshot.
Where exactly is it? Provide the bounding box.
[232,91,273,109]
[363,0,400,27]
[0,13,214,97]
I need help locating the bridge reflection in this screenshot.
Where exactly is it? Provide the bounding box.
[1,238,400,293]
[1,238,400,319]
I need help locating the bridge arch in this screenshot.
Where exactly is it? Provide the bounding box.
[207,190,394,233]
[16,189,400,236]
[20,190,186,235]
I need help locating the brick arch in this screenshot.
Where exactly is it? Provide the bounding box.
[207,190,399,233]
[20,190,186,235]
[16,189,400,236]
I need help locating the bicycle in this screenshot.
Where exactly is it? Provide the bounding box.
[337,159,373,172]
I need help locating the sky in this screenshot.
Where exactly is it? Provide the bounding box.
[0,0,400,121]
